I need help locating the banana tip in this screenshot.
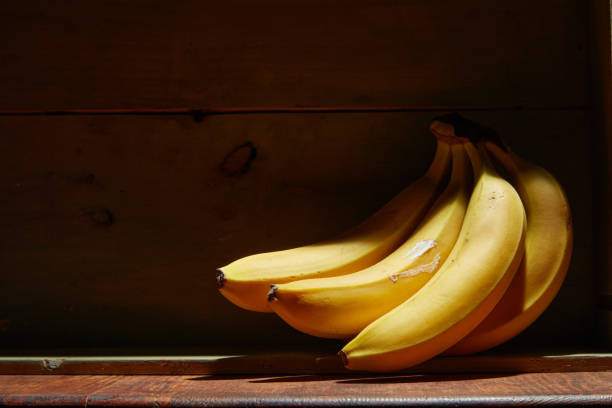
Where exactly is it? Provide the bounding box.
[338,350,348,367]
[267,284,278,301]
[215,269,225,289]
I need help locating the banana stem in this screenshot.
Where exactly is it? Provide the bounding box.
[267,284,279,301]
[463,142,482,180]
[476,142,500,176]
[424,139,451,181]
[448,143,470,187]
[429,112,507,154]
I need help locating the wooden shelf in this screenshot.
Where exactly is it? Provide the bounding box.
[1,351,610,406]
[0,351,610,375]
[1,372,611,407]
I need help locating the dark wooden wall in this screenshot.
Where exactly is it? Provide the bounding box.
[0,0,587,110]
[0,0,600,350]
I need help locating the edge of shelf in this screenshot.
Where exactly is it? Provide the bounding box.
[0,350,610,375]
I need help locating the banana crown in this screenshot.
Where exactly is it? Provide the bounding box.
[424,138,451,182]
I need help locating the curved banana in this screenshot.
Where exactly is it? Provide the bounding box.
[217,138,452,312]
[267,141,471,338]
[445,141,573,355]
[340,136,526,372]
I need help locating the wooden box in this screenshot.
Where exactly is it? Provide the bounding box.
[1,0,611,405]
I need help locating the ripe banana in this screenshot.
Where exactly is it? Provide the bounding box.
[445,140,573,355]
[217,138,452,312]
[267,141,472,338]
[340,135,526,372]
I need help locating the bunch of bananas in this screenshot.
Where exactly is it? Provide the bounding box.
[216,114,573,372]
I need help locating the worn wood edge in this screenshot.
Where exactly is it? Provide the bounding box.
[0,352,609,375]
[2,390,612,407]
[103,395,611,407]
[3,394,612,408]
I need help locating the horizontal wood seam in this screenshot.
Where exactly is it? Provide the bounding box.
[0,105,592,118]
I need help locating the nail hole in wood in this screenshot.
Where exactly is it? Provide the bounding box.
[220,141,257,177]
[80,207,114,227]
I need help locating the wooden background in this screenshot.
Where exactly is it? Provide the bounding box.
[0,0,605,350]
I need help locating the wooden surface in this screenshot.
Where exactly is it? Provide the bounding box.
[589,0,612,345]
[0,111,595,348]
[0,0,587,110]
[0,351,610,375]
[0,372,611,407]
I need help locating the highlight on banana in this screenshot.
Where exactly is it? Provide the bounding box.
[216,113,573,372]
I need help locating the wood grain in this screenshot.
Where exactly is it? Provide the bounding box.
[0,0,588,110]
[0,111,595,348]
[0,373,611,407]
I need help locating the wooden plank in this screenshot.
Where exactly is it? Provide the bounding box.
[0,375,121,407]
[588,0,612,347]
[0,0,588,110]
[0,352,610,375]
[0,111,595,349]
[0,372,611,407]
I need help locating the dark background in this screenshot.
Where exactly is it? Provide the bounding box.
[0,0,609,351]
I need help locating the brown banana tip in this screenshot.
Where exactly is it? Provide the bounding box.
[338,350,348,367]
[267,284,278,301]
[215,269,226,289]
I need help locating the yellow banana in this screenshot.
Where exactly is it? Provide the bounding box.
[340,136,526,372]
[267,141,471,338]
[217,138,452,312]
[446,140,573,355]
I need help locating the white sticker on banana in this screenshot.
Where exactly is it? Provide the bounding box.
[390,252,441,282]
